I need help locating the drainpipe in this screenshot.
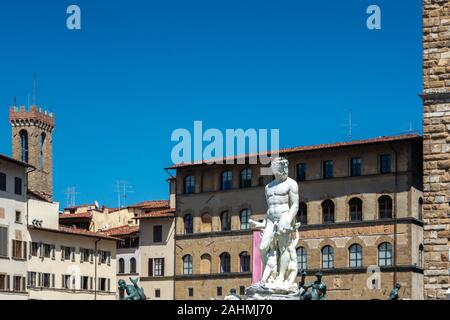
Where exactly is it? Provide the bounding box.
[94,238,101,300]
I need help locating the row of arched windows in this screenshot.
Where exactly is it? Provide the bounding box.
[183,209,251,234]
[184,168,253,194]
[296,243,393,271]
[297,195,417,224]
[182,252,251,275]
[118,257,137,274]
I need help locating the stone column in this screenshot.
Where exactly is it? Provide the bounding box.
[422,0,450,300]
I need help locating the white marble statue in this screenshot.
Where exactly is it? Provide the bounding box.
[251,157,300,293]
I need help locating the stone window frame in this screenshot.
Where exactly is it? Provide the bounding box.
[348,243,363,268]
[220,170,233,191]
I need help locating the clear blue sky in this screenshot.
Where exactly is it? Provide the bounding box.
[0,0,422,208]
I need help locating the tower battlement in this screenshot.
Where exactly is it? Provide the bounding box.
[9,105,55,131]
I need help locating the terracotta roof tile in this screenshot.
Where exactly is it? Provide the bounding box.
[101,225,139,236]
[127,200,169,209]
[166,134,421,169]
[28,225,119,241]
[135,208,175,219]
[59,212,92,219]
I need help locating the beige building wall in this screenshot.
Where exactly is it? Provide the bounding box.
[0,157,29,300]
[139,217,175,300]
[27,228,117,300]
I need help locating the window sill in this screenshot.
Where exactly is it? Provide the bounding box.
[12,257,26,261]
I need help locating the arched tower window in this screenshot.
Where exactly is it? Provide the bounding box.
[20,130,28,163]
[40,132,46,171]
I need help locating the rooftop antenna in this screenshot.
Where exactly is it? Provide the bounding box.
[114,180,134,208]
[342,109,358,141]
[64,186,80,208]
[32,72,37,106]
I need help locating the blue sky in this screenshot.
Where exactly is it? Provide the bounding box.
[0,1,422,208]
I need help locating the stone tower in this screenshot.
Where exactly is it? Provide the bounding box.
[9,105,55,201]
[422,0,450,300]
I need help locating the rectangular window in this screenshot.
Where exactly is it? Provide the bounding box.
[154,258,165,277]
[62,246,72,260]
[28,272,37,288]
[81,248,90,262]
[44,244,52,258]
[130,237,139,248]
[99,278,107,292]
[350,158,361,176]
[0,274,8,291]
[13,276,24,292]
[323,160,333,179]
[217,287,222,296]
[0,227,8,257]
[0,173,6,191]
[99,251,110,264]
[155,289,161,298]
[62,275,72,289]
[31,242,39,256]
[380,154,391,174]
[14,177,22,195]
[15,211,21,224]
[12,240,26,259]
[81,276,89,290]
[188,288,194,297]
[153,225,162,243]
[296,163,306,181]
[42,273,51,288]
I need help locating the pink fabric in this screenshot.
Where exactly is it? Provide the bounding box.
[252,230,263,283]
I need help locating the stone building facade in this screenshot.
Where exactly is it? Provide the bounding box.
[9,106,54,202]
[422,0,450,300]
[169,134,424,300]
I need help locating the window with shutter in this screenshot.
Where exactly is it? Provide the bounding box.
[107,279,110,292]
[61,246,65,261]
[39,243,44,258]
[71,247,75,262]
[28,241,32,259]
[21,277,26,292]
[161,258,165,277]
[89,249,94,263]
[148,258,153,277]
[51,274,55,288]
[0,227,8,257]
[51,245,55,260]
[23,242,27,260]
[6,275,10,290]
[80,248,84,263]
[38,273,42,287]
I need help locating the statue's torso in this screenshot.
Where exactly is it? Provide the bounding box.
[266,178,293,221]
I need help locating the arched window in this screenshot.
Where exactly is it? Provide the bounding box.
[221,211,231,231]
[221,171,233,191]
[40,132,46,171]
[378,242,393,266]
[239,252,250,272]
[349,198,363,221]
[183,214,193,234]
[378,196,393,219]
[322,245,334,269]
[322,200,335,224]
[20,130,28,163]
[297,202,307,225]
[296,247,307,271]
[183,255,193,275]
[200,254,212,274]
[419,244,424,269]
[184,176,195,194]
[118,258,125,274]
[130,257,137,274]
[220,252,231,273]
[240,168,252,188]
[418,197,423,221]
[240,209,250,230]
[349,244,363,267]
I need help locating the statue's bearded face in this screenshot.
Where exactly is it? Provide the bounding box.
[271,157,289,181]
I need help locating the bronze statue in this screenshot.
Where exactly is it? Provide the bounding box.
[388,283,401,300]
[118,278,147,300]
[300,272,327,300]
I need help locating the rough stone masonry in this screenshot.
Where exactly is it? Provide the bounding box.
[422,0,450,300]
